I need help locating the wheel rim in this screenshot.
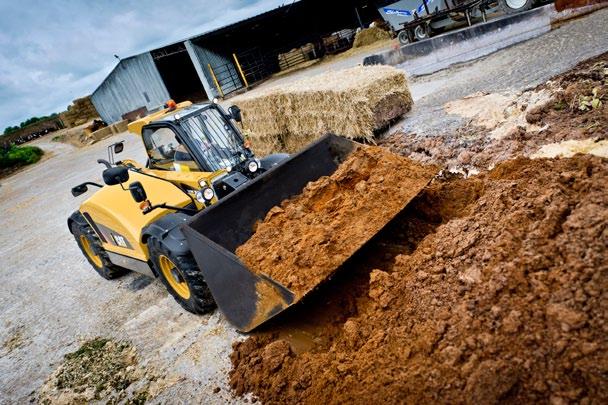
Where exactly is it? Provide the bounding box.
[80,235,103,268]
[414,25,428,40]
[159,255,191,300]
[506,0,527,9]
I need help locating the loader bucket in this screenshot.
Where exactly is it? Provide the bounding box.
[182,134,430,332]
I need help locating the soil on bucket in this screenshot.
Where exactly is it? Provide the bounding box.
[230,155,608,404]
[235,146,438,298]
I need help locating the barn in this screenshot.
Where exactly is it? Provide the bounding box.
[91,0,382,123]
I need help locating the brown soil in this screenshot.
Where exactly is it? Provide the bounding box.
[230,155,608,404]
[381,53,608,171]
[236,146,438,298]
[229,55,608,403]
[555,0,607,11]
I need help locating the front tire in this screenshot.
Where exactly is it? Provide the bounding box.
[148,237,216,314]
[71,217,127,280]
[499,0,533,14]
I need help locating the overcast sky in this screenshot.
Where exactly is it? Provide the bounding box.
[0,0,289,129]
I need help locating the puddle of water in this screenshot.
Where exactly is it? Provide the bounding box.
[126,275,155,291]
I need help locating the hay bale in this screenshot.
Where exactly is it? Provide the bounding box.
[110,120,128,134]
[353,27,392,48]
[233,65,412,155]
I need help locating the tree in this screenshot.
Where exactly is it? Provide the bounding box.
[3,126,20,135]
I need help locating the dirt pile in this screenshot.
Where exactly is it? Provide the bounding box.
[382,53,608,171]
[230,155,608,403]
[236,146,437,298]
[555,0,607,11]
[38,338,153,404]
[353,27,391,48]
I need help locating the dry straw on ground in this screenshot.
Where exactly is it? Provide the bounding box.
[233,65,412,155]
[353,27,392,48]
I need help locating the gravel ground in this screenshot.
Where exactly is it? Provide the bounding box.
[0,136,244,404]
[396,7,608,136]
[0,8,607,404]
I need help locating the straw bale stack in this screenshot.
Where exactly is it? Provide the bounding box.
[233,65,412,155]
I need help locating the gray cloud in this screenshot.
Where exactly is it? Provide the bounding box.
[0,0,288,129]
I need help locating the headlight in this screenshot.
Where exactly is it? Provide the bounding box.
[198,179,206,188]
[247,160,259,173]
[196,187,215,202]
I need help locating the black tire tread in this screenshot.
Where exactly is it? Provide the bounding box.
[148,237,215,314]
[71,216,127,280]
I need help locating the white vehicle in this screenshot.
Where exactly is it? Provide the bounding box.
[376,0,538,43]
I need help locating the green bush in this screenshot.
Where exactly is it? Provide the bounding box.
[0,145,44,169]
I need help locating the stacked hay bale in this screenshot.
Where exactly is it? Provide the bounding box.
[60,96,99,128]
[233,65,412,155]
[352,26,392,48]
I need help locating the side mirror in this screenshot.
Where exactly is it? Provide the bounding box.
[102,166,129,186]
[113,141,124,154]
[71,184,88,197]
[129,181,147,203]
[228,105,242,123]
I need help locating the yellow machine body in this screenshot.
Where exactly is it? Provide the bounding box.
[79,100,227,263]
[127,101,192,137]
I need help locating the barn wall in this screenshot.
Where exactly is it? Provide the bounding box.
[187,41,243,97]
[91,53,170,123]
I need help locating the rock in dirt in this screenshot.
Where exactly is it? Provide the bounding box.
[235,145,438,298]
[230,155,608,403]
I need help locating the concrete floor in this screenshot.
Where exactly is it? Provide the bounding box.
[0,7,607,404]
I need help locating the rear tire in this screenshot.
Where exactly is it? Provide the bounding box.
[148,237,216,314]
[71,218,127,280]
[499,0,533,14]
[414,24,431,41]
[397,30,410,45]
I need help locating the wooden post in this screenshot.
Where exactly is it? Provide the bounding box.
[232,53,249,88]
[207,64,224,98]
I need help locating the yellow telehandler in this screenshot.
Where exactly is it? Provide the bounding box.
[69,100,432,332]
[68,100,287,316]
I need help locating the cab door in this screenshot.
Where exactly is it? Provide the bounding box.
[142,125,199,172]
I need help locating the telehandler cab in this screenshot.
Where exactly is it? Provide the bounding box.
[68,100,287,314]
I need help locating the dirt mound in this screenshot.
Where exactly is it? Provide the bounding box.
[230,155,608,403]
[353,27,391,48]
[236,146,437,298]
[382,53,608,171]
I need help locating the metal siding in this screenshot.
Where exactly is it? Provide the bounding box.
[184,40,216,99]
[377,0,427,30]
[91,53,170,123]
[189,42,243,97]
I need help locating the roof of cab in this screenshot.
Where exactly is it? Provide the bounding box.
[127,101,209,136]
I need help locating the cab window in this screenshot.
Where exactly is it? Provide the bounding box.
[142,127,180,170]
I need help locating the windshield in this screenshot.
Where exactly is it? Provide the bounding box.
[180,107,245,171]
